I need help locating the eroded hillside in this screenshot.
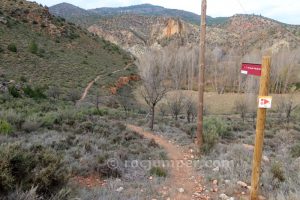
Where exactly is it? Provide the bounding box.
[86,14,300,56]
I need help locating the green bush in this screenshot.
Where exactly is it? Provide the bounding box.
[8,86,21,98]
[0,119,13,135]
[150,166,167,177]
[28,40,38,54]
[0,109,23,129]
[0,46,4,53]
[41,112,62,128]
[203,117,230,138]
[202,117,229,153]
[7,43,17,52]
[23,85,47,99]
[0,144,69,195]
[92,108,109,116]
[202,129,219,154]
[290,143,300,158]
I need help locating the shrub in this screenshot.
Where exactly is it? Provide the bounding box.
[67,89,81,105]
[0,144,69,196]
[23,86,46,99]
[41,112,62,128]
[5,187,41,200]
[92,108,109,116]
[20,76,27,82]
[204,117,230,138]
[76,121,94,134]
[150,166,167,177]
[0,46,4,53]
[7,43,17,52]
[234,97,248,122]
[185,98,197,123]
[167,94,184,120]
[0,109,23,129]
[0,119,13,135]
[202,128,219,154]
[183,123,197,138]
[202,117,230,153]
[47,86,61,100]
[21,116,41,133]
[28,40,38,54]
[271,162,285,182]
[290,143,300,158]
[8,86,21,98]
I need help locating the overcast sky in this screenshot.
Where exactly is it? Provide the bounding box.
[32,0,300,25]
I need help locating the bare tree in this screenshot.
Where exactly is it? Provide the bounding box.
[277,93,298,125]
[271,48,299,93]
[234,96,249,122]
[167,93,184,120]
[136,49,168,130]
[185,97,197,123]
[159,103,168,117]
[171,47,186,90]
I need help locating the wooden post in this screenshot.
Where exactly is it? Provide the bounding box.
[250,56,271,200]
[197,0,207,146]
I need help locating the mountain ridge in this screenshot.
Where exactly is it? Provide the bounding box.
[50,2,229,26]
[49,2,300,26]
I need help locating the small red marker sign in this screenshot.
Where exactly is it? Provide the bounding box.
[258,96,272,109]
[241,63,262,76]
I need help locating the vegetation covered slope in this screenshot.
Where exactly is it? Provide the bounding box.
[0,0,135,95]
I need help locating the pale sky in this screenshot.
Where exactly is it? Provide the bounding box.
[32,0,300,25]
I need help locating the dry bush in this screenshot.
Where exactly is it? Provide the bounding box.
[277,94,298,125]
[167,93,184,121]
[185,97,197,123]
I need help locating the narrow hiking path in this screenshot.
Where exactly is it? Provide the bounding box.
[127,124,211,200]
[79,75,101,102]
[78,63,133,102]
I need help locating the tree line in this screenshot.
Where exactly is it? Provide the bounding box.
[136,45,300,129]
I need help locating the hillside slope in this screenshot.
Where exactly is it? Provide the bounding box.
[0,0,135,94]
[86,14,300,56]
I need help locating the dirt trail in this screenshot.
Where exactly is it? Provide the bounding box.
[79,75,101,102]
[78,63,133,102]
[127,124,210,200]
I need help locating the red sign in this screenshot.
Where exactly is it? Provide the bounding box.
[261,99,270,104]
[241,63,262,76]
[258,96,272,109]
